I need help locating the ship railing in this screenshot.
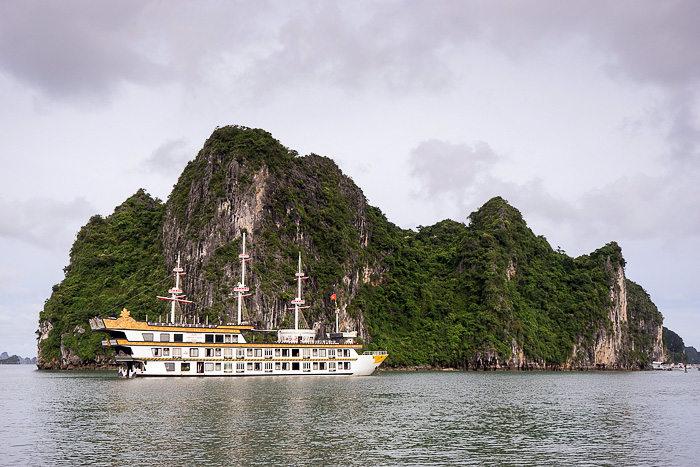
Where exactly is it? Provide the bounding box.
[147,322,220,328]
[274,339,357,345]
[362,351,388,356]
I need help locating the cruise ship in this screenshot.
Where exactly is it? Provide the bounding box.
[89,234,388,377]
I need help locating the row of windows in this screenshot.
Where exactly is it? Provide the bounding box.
[142,333,239,343]
[163,361,352,373]
[151,347,352,358]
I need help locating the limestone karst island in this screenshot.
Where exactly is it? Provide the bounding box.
[37,125,687,371]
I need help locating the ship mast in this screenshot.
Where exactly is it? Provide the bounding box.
[234,232,251,325]
[157,253,193,323]
[291,252,307,330]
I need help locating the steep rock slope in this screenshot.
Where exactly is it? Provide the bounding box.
[161,126,384,340]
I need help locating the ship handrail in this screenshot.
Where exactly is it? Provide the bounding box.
[362,350,388,356]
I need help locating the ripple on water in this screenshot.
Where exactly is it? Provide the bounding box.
[1,367,699,466]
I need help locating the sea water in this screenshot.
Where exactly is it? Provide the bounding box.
[1,365,698,466]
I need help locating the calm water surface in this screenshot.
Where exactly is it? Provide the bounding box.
[1,366,699,466]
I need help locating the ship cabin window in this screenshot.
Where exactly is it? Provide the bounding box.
[303,362,311,372]
[275,362,281,371]
[247,349,253,357]
[173,348,182,358]
[292,362,300,371]
[312,349,318,357]
[190,348,199,357]
[205,348,214,357]
[142,333,154,342]
[225,334,232,344]
[292,349,300,357]
[329,362,336,372]
[246,363,253,371]
[174,333,183,343]
[236,363,245,373]
[254,349,262,357]
[163,348,170,357]
[205,334,214,343]
[264,362,273,373]
[205,363,214,372]
[215,334,224,344]
[275,349,281,357]
[160,333,170,342]
[282,362,290,371]
[313,362,318,370]
[343,349,351,357]
[302,349,311,359]
[254,362,262,371]
[264,349,273,358]
[215,348,221,357]
[165,362,175,372]
[224,362,233,373]
[181,362,190,372]
[319,362,326,370]
[224,348,233,358]
[152,348,161,357]
[344,362,351,370]
[215,363,221,371]
[237,349,245,358]
[281,349,290,357]
[328,349,336,358]
[319,349,326,357]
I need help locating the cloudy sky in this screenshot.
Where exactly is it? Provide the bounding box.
[1,1,699,357]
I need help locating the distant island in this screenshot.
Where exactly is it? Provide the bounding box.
[0,351,36,365]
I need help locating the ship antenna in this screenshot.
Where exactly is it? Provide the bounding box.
[291,252,307,330]
[157,252,192,323]
[235,232,251,325]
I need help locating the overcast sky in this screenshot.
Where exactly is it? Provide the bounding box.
[1,1,699,358]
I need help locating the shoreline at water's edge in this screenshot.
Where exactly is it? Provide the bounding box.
[381,364,652,372]
[36,358,119,371]
[35,362,653,372]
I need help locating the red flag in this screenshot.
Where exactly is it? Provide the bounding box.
[331,294,336,300]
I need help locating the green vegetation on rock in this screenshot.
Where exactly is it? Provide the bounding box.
[663,327,687,363]
[38,190,168,366]
[37,126,670,370]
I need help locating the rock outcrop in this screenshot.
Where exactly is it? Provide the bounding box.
[35,125,669,370]
[160,127,380,341]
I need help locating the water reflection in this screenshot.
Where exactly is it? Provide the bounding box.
[1,367,699,466]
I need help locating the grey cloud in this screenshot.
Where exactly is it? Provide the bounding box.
[0,1,269,101]
[4,2,697,103]
[0,1,171,101]
[409,139,498,199]
[246,2,474,95]
[142,139,191,175]
[247,1,700,95]
[0,196,96,249]
[499,169,700,247]
[409,141,700,247]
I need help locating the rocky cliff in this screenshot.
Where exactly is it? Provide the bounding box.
[160,126,380,340]
[37,125,668,370]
